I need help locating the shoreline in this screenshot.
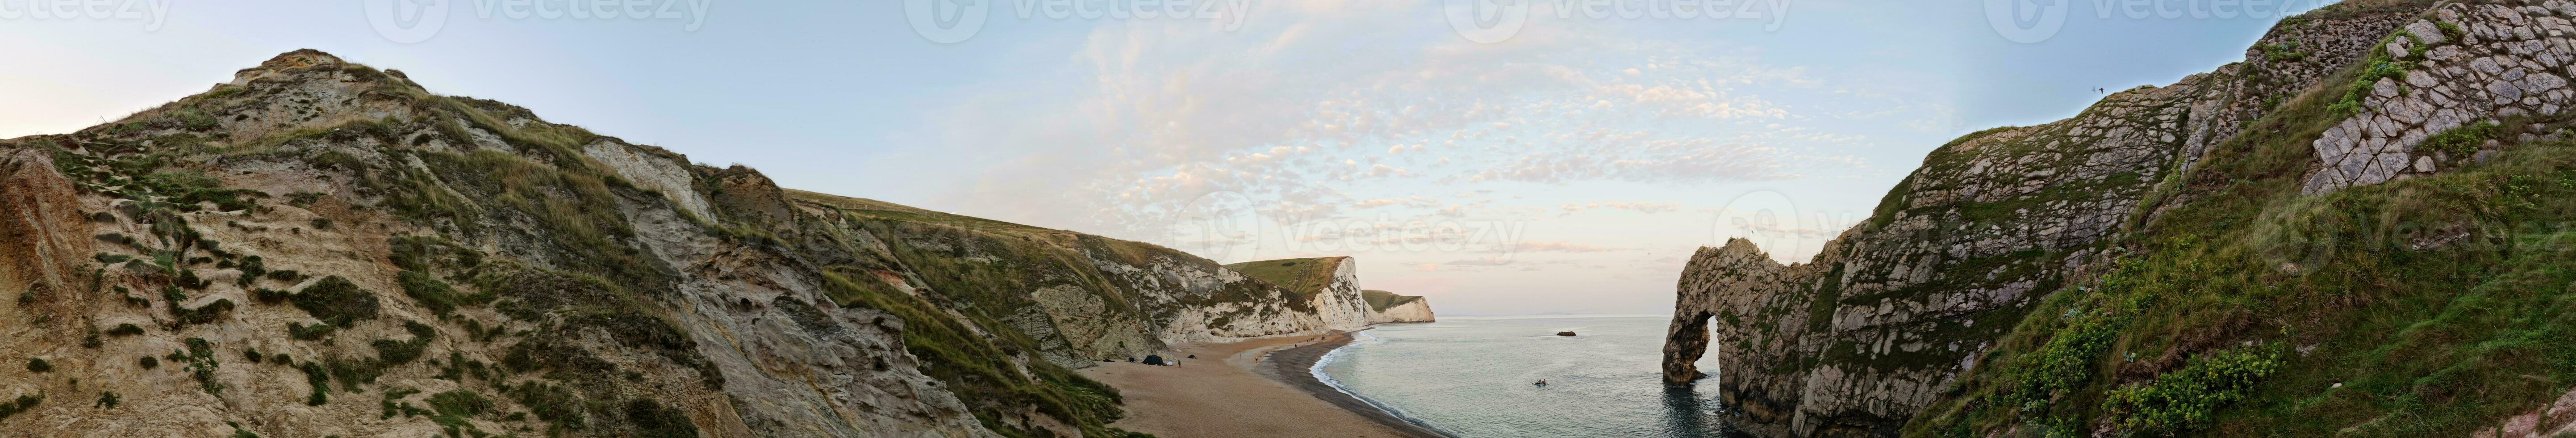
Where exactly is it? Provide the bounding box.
[1260,328,1452,438]
[1077,330,1441,438]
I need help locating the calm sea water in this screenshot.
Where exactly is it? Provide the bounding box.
[1315,315,1741,438]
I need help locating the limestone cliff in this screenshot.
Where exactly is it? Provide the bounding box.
[1662,1,2455,436]
[1220,257,1377,330]
[0,50,1338,438]
[1361,290,1436,324]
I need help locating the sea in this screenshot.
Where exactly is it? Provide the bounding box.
[1315,315,1744,438]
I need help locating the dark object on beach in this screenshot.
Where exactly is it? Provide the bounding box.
[1127,357,1136,362]
[1556,331,1577,337]
[1144,354,1166,366]
[1102,358,1115,362]
[1188,354,1197,358]
[1534,379,1548,387]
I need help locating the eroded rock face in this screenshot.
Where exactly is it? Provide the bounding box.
[1662,4,2432,436]
[1370,300,1436,324]
[2304,1,2576,194]
[0,50,1361,438]
[1361,290,1435,323]
[1315,257,1373,329]
[1220,257,1378,331]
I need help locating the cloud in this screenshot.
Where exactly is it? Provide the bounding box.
[902,0,1950,263]
[1555,201,1682,215]
[1502,240,1626,253]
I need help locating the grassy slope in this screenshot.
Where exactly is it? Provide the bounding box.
[1222,257,1342,299]
[1906,8,2576,436]
[25,57,1166,438]
[1361,290,1420,312]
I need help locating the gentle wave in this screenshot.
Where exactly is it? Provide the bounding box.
[1311,330,1457,437]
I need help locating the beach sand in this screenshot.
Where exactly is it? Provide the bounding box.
[1080,330,1445,438]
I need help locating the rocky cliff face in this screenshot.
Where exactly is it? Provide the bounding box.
[1221,257,1378,330]
[1360,290,1435,324]
[1661,2,2450,436]
[2304,1,2576,194]
[0,50,1341,438]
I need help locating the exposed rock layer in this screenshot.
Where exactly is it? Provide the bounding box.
[1361,290,1436,324]
[1662,3,2447,436]
[0,50,1422,438]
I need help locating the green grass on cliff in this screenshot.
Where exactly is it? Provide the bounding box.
[790,191,1161,438]
[1223,257,1341,298]
[1908,28,2576,436]
[1361,290,1420,312]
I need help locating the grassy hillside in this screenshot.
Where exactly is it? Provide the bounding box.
[1222,257,1344,298]
[0,51,1197,438]
[1906,8,2576,436]
[1361,290,1421,312]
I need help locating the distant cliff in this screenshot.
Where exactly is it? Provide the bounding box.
[0,50,1352,438]
[1361,289,1436,324]
[1661,1,2576,436]
[1221,257,1378,330]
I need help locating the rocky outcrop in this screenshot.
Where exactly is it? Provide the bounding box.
[1222,257,1377,330]
[1361,289,1436,323]
[0,51,1332,438]
[2304,1,2576,194]
[1661,3,2438,436]
[789,194,1337,366]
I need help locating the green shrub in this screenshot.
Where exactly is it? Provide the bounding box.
[93,391,119,409]
[138,356,158,370]
[171,298,237,326]
[298,361,331,405]
[104,323,143,337]
[234,256,266,287]
[289,276,380,326]
[288,322,336,340]
[399,271,489,315]
[2328,48,2408,116]
[24,358,50,373]
[372,321,436,364]
[428,390,493,417]
[2422,122,2501,159]
[2102,349,2282,435]
[622,398,700,438]
[169,338,222,394]
[0,393,41,420]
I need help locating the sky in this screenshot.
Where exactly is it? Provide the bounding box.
[0,0,2342,316]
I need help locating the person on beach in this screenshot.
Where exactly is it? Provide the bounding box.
[1534,379,1548,387]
